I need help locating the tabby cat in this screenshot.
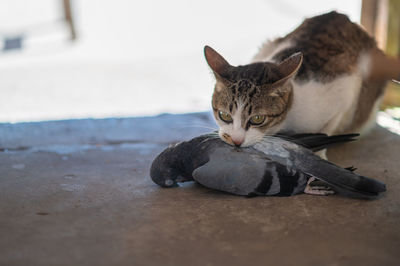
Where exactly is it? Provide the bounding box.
[205,11,400,148]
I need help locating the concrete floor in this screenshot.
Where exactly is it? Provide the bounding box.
[0,113,399,266]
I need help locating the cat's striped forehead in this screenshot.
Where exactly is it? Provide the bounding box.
[212,75,293,124]
[223,62,283,85]
[228,79,257,97]
[226,79,258,114]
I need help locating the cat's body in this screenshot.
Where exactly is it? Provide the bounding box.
[205,12,399,148]
[252,12,385,136]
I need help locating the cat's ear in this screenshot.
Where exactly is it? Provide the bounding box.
[272,52,303,87]
[204,46,233,91]
[204,46,232,78]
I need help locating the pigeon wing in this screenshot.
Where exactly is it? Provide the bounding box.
[298,156,386,198]
[192,147,308,196]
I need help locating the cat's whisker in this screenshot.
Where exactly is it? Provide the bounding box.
[175,125,218,131]
[262,133,282,138]
[204,133,221,139]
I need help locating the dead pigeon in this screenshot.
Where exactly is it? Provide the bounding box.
[150,133,386,199]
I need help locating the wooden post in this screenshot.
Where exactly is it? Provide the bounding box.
[361,0,388,50]
[361,0,379,36]
[386,0,400,57]
[361,0,400,108]
[63,0,76,41]
[382,0,400,108]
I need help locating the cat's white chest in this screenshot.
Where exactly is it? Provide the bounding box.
[278,74,362,134]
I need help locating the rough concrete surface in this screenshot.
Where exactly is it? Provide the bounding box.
[0,113,399,266]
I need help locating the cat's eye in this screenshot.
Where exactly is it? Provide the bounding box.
[218,111,233,123]
[249,115,266,125]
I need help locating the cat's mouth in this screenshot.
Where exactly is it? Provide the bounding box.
[219,132,255,148]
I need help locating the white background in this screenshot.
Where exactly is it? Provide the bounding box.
[0,0,361,122]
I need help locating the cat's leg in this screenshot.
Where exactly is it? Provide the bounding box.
[352,81,386,136]
[304,176,335,196]
[314,114,344,160]
[320,111,347,135]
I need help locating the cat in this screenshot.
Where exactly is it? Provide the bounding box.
[204,11,400,148]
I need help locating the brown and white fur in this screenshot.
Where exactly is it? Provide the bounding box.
[205,12,400,149]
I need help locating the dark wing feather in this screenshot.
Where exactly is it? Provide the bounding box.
[275,133,359,151]
[298,156,386,198]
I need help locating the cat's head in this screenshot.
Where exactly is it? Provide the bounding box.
[204,45,303,147]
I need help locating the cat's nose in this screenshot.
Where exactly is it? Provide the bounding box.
[232,138,244,147]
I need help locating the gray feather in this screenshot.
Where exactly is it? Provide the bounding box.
[299,158,386,198]
[150,133,386,199]
[192,148,268,196]
[254,136,386,199]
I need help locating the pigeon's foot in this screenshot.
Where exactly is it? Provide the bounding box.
[304,176,335,196]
